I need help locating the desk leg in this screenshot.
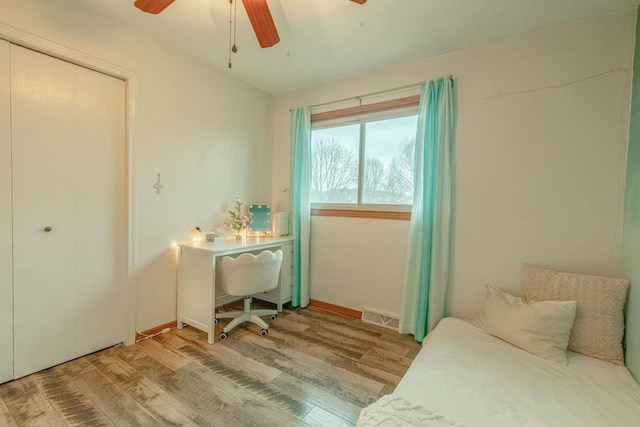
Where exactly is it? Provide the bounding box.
[208,256,217,345]
[177,248,184,330]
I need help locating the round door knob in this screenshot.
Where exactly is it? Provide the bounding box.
[44,227,52,232]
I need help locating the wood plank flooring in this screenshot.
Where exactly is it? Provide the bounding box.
[0,305,421,426]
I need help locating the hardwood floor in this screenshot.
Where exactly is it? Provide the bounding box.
[0,305,421,426]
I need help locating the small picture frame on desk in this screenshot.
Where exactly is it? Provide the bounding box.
[248,204,271,236]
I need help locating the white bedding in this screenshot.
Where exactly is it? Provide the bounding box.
[392,317,640,426]
[357,395,466,427]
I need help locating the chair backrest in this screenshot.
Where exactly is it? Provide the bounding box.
[216,249,283,296]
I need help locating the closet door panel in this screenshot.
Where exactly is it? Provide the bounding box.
[11,45,78,378]
[0,40,13,384]
[74,66,125,355]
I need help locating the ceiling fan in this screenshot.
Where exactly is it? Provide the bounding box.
[134,0,367,48]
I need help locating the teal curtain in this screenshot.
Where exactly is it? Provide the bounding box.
[399,77,455,342]
[289,107,311,308]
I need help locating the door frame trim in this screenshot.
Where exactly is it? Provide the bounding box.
[0,23,138,346]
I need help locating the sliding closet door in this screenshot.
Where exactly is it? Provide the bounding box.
[11,45,125,378]
[0,40,13,384]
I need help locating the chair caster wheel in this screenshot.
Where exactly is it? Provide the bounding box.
[214,318,219,324]
[219,332,228,340]
[270,314,277,321]
[260,329,269,337]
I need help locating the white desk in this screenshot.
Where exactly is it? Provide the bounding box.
[177,236,294,344]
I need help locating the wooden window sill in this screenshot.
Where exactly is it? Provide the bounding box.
[311,209,410,220]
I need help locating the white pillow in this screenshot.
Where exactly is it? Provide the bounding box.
[472,285,577,364]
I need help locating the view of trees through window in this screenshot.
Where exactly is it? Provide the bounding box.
[311,114,418,206]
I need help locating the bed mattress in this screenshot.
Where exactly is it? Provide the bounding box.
[392,317,640,426]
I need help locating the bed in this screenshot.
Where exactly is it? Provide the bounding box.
[358,265,640,426]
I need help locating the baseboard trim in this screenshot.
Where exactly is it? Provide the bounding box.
[135,299,248,342]
[135,321,177,342]
[309,299,362,319]
[136,300,359,342]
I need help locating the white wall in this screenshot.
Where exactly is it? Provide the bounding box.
[0,0,274,332]
[310,217,410,317]
[272,11,636,319]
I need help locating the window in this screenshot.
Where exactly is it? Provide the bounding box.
[310,110,418,215]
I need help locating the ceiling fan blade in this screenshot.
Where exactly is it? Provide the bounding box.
[241,0,280,48]
[350,0,367,4]
[134,0,176,14]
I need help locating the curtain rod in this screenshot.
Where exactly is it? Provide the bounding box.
[308,82,422,110]
[291,75,453,112]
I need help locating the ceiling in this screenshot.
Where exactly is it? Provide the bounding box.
[76,0,639,95]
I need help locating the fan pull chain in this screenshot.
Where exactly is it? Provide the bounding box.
[228,0,239,69]
[232,0,238,53]
[228,0,233,68]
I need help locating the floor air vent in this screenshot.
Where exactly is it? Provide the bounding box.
[361,307,400,331]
